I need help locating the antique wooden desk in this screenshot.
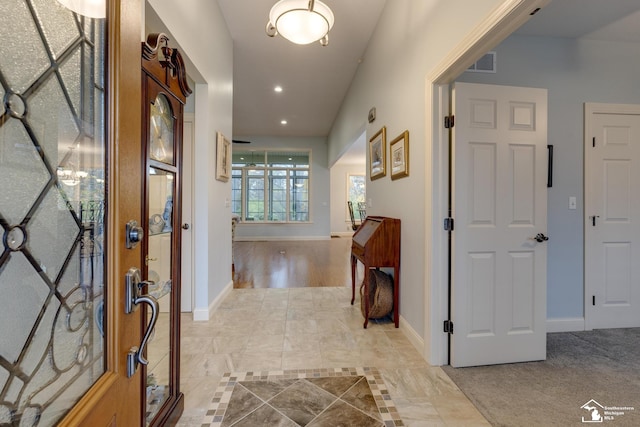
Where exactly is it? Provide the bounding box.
[350,216,401,328]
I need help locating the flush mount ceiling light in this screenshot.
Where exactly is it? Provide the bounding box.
[266,0,334,46]
[56,0,105,18]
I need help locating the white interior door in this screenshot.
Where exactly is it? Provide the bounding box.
[451,82,548,367]
[585,103,640,330]
[181,113,195,312]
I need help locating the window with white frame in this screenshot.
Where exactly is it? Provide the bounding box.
[347,173,366,222]
[232,150,310,222]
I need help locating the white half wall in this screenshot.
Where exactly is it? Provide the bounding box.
[147,0,233,320]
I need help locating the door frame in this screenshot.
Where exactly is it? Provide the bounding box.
[182,112,195,312]
[423,0,550,365]
[583,102,640,331]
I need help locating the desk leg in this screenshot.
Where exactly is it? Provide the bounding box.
[363,267,370,329]
[350,255,357,305]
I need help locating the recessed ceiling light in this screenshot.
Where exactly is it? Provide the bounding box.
[281,120,287,125]
[274,86,283,93]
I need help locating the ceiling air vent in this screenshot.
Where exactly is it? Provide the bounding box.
[467,51,496,73]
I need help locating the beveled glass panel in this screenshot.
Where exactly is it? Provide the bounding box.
[59,48,82,117]
[29,72,80,171]
[0,0,50,93]
[5,378,21,403]
[26,187,81,282]
[52,285,92,370]
[146,168,174,424]
[0,252,50,363]
[19,298,59,378]
[0,82,5,116]
[6,226,26,250]
[0,118,50,225]
[0,1,106,425]
[149,94,175,164]
[0,367,8,394]
[31,0,80,60]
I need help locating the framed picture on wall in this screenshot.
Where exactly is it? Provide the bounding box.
[390,130,409,180]
[369,126,386,180]
[216,131,231,182]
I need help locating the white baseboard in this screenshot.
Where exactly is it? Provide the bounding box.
[234,236,331,241]
[192,280,233,321]
[400,315,425,357]
[547,317,585,333]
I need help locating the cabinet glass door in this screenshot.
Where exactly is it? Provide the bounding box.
[145,166,175,423]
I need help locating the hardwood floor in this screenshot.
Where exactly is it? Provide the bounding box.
[232,237,361,288]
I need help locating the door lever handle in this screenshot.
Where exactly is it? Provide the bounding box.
[124,267,160,378]
[529,233,549,243]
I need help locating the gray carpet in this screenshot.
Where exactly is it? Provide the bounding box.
[443,329,640,426]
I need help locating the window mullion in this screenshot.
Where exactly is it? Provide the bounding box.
[264,168,269,223]
[286,169,291,222]
[242,168,247,221]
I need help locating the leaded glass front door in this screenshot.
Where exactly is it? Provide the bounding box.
[1,0,144,425]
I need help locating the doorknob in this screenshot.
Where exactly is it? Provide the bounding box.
[182,223,190,230]
[124,267,159,378]
[529,233,549,243]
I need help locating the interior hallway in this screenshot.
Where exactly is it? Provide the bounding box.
[176,239,489,426]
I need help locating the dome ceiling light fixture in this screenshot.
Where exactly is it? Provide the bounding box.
[266,0,335,46]
[56,0,106,18]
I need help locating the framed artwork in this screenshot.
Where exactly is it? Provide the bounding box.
[369,126,386,180]
[390,130,409,180]
[216,131,231,182]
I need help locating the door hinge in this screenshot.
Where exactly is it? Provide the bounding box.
[592,137,595,148]
[444,217,454,231]
[443,320,454,334]
[444,115,455,129]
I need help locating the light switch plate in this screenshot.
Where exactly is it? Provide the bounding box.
[569,196,577,210]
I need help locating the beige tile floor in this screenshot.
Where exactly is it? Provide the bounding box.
[175,287,490,426]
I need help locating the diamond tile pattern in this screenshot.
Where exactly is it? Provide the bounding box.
[267,379,337,425]
[203,368,403,427]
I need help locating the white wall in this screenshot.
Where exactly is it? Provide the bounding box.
[457,35,640,320]
[330,163,366,236]
[232,136,331,240]
[328,0,506,343]
[148,0,233,320]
